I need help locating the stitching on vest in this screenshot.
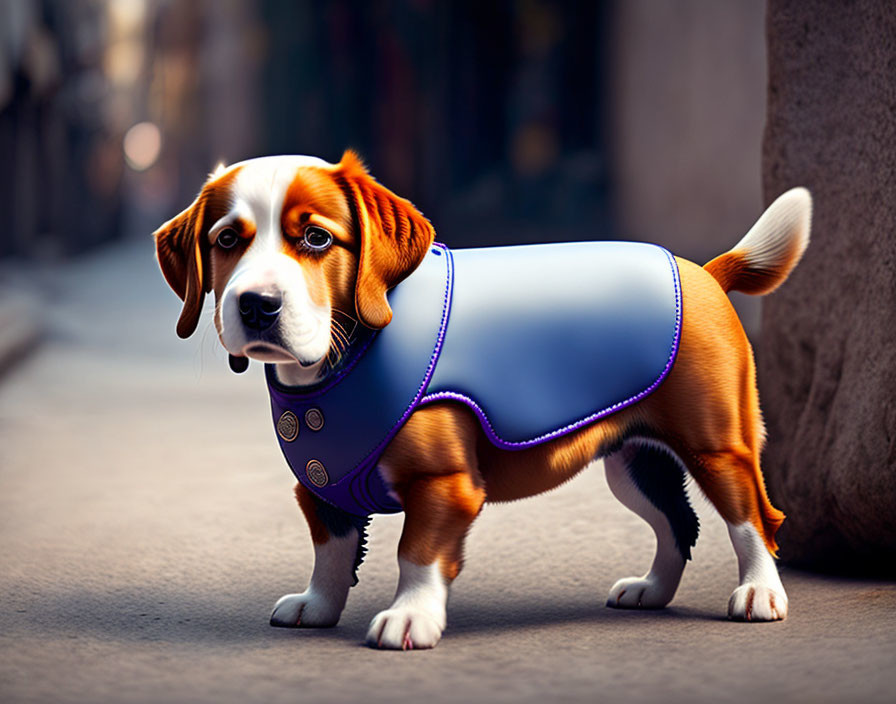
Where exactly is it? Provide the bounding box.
[416,246,682,449]
[337,243,455,480]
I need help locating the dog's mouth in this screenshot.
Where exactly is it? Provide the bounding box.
[242,342,320,367]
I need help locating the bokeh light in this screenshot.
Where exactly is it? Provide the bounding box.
[123,121,162,171]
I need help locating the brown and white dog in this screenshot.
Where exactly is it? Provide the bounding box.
[154,151,811,649]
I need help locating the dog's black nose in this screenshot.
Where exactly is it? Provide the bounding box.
[239,291,282,332]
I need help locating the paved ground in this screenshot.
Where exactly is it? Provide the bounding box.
[1,240,894,704]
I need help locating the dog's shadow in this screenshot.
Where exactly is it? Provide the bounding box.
[445,594,724,636]
[8,584,724,649]
[6,584,358,646]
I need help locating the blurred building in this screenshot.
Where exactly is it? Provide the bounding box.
[0,1,125,258]
[0,0,765,266]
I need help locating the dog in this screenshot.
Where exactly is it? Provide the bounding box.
[154,150,811,650]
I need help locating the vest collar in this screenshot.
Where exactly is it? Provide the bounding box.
[265,244,454,515]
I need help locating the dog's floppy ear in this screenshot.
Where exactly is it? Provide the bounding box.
[154,166,238,338]
[154,190,213,339]
[336,150,436,329]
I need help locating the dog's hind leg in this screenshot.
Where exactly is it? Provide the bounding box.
[725,519,788,621]
[684,448,788,621]
[604,439,699,609]
[270,484,367,628]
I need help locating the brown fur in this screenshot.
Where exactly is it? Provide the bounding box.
[379,405,485,580]
[295,483,333,546]
[704,246,803,296]
[154,168,241,338]
[334,151,436,329]
[277,166,362,357]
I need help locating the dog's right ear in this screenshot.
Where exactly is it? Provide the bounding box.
[154,165,238,338]
[335,150,436,330]
[154,193,212,339]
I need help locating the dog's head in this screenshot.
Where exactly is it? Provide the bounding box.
[154,151,435,383]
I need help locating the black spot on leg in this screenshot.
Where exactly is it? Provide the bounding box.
[311,495,370,586]
[625,443,700,561]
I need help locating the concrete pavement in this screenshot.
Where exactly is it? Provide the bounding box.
[0,261,45,375]
[1,240,894,704]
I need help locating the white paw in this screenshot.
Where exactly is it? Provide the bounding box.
[270,591,342,628]
[366,606,445,650]
[606,575,675,609]
[728,583,788,622]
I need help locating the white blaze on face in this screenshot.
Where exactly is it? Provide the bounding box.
[213,156,337,373]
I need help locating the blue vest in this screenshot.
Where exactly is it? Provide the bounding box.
[266,241,682,516]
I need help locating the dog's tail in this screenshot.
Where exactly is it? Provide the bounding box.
[704,188,812,295]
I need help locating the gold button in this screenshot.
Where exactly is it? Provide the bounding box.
[277,411,299,442]
[305,407,324,431]
[306,459,328,487]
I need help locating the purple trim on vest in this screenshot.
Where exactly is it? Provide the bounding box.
[415,246,682,448]
[331,242,455,512]
[266,243,454,516]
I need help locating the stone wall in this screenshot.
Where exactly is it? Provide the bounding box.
[760,0,896,572]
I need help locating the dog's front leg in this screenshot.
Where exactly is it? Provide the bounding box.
[270,484,365,628]
[366,471,485,650]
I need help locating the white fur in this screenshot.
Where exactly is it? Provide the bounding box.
[218,251,331,364]
[270,531,359,628]
[210,161,228,179]
[210,156,336,376]
[366,560,448,650]
[603,441,687,609]
[732,187,812,288]
[726,521,788,621]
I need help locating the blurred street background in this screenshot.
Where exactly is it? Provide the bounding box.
[3,2,893,703]
[0,0,768,365]
[0,0,767,259]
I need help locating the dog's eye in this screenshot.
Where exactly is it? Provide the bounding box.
[304,225,333,251]
[216,228,240,250]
